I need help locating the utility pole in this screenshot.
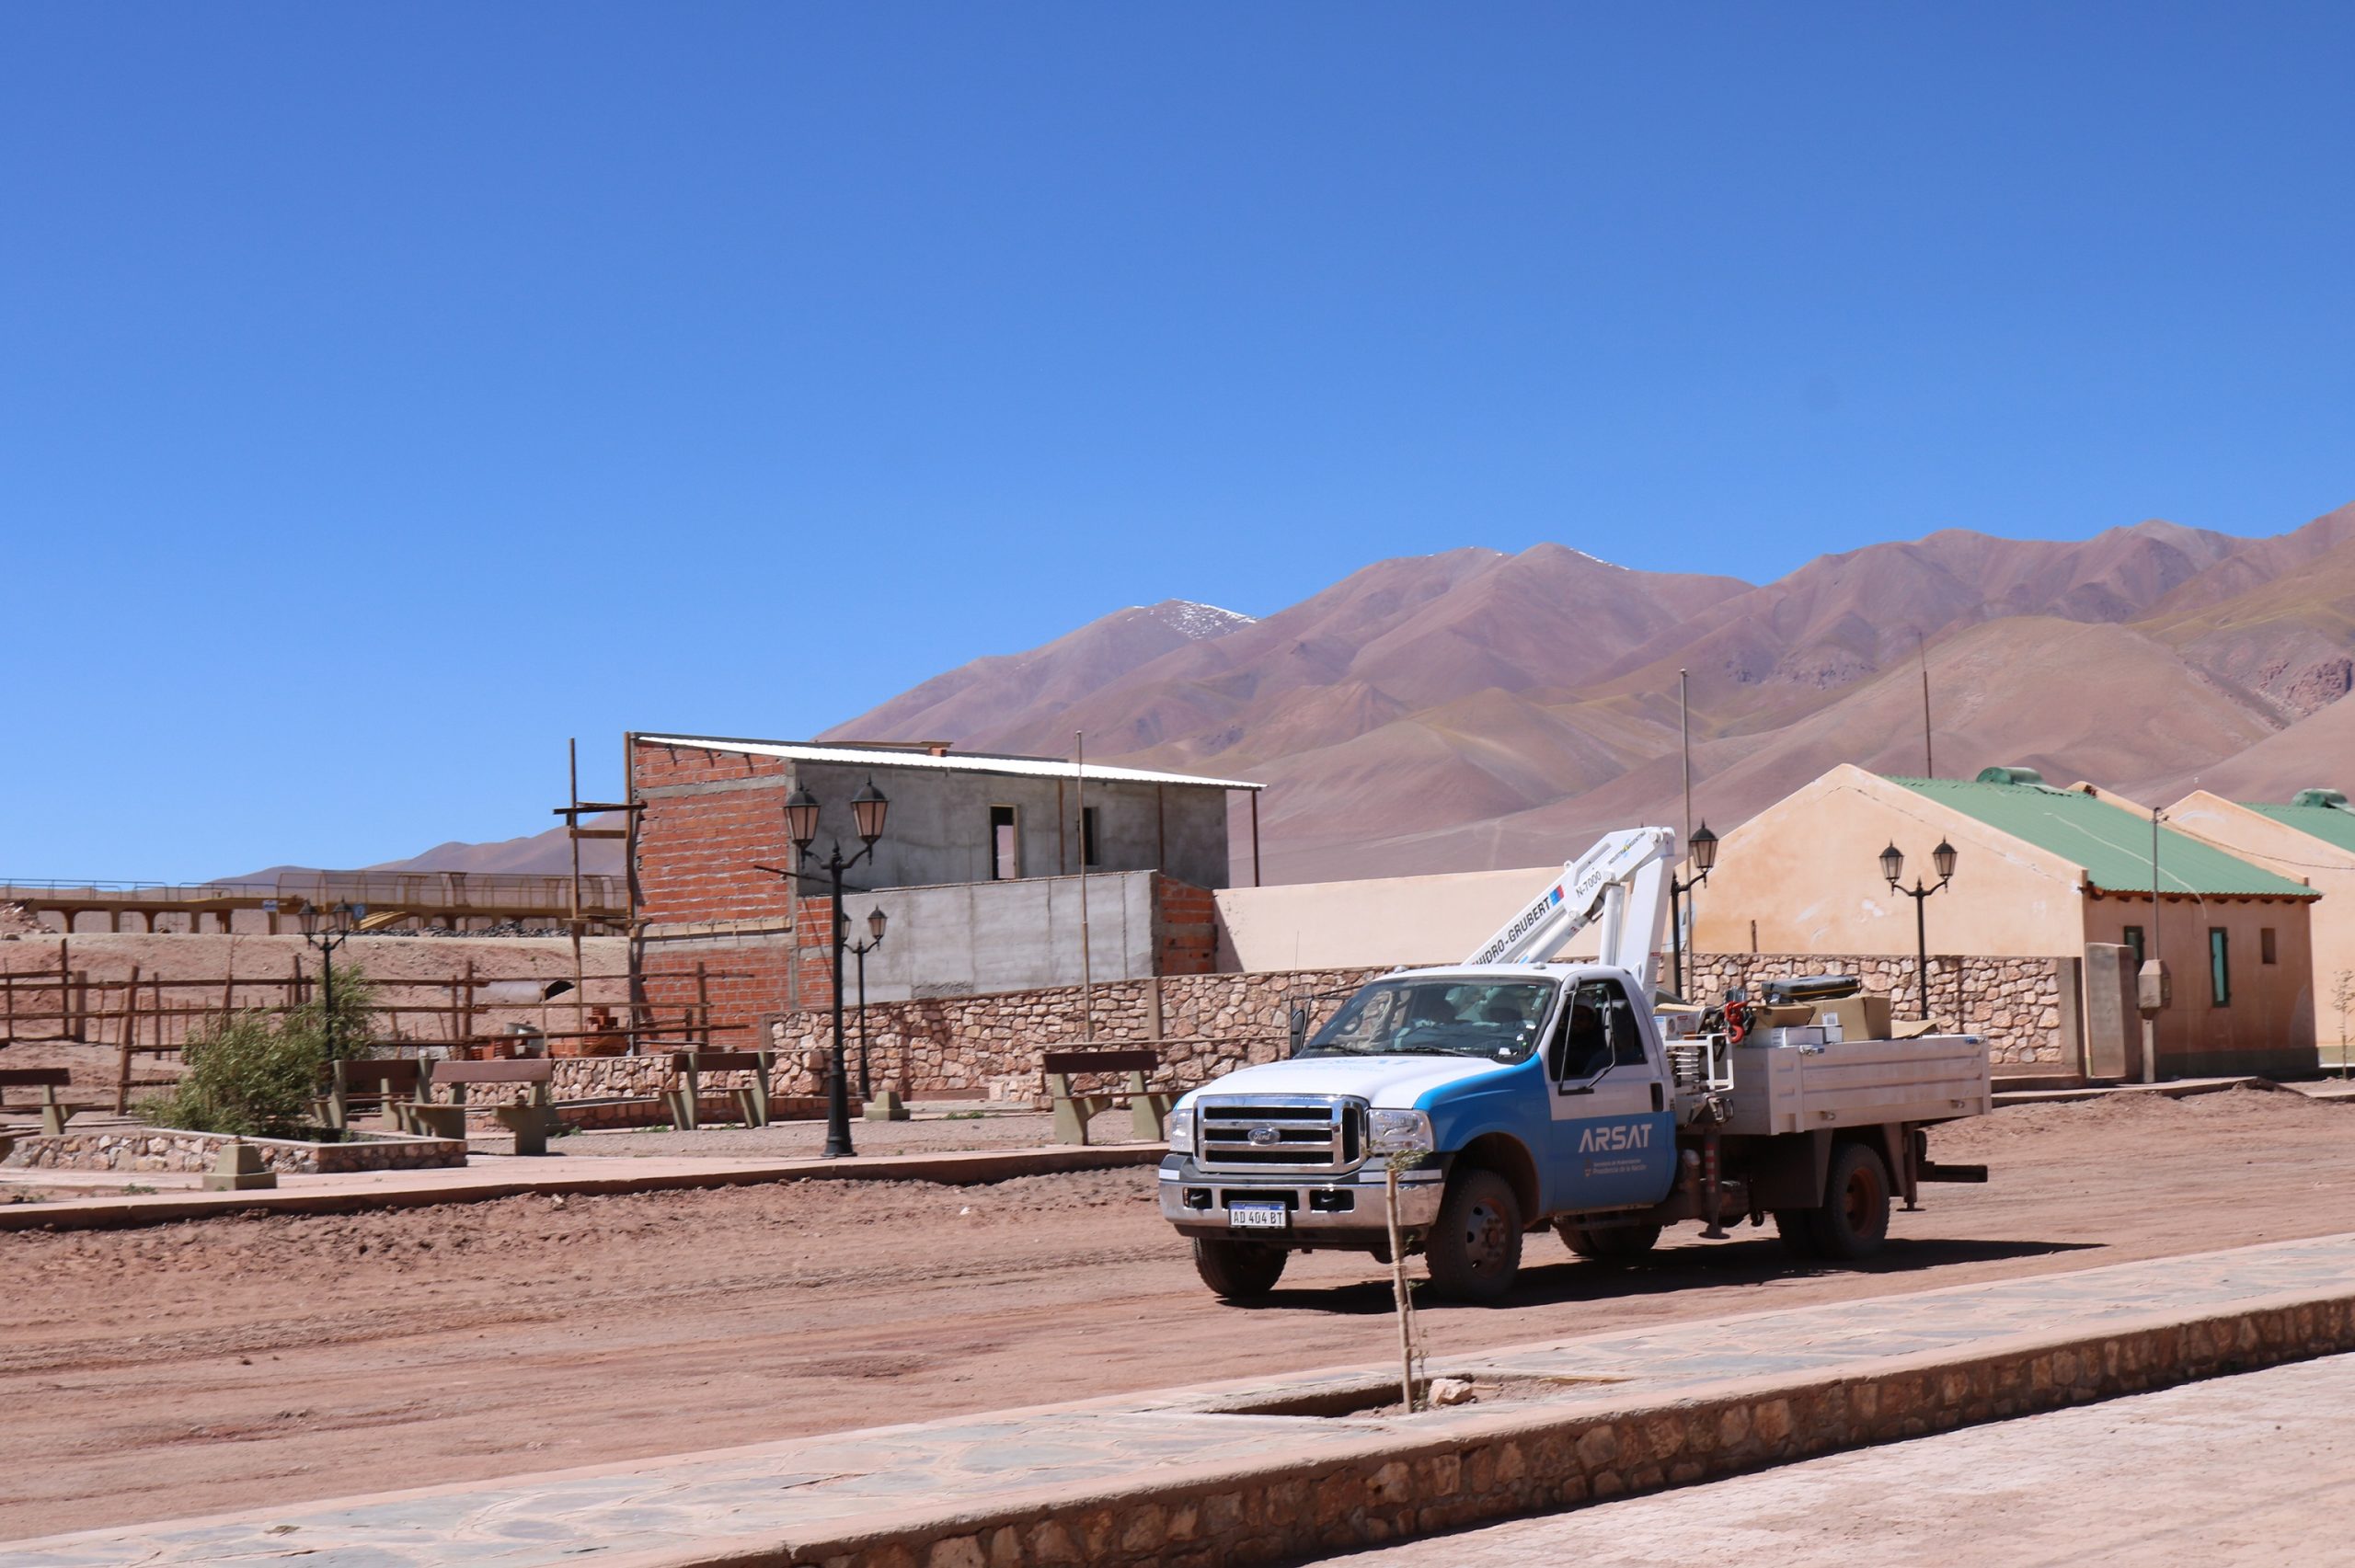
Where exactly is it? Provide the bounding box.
[1075,731,1094,1042]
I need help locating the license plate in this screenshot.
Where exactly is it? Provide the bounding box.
[1228,1203,1290,1230]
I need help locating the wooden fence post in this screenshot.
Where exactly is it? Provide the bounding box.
[114,965,143,1113]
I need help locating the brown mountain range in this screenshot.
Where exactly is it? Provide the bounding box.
[816,501,2355,883]
[335,501,2355,886]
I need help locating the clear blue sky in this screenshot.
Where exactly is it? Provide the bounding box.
[6,4,2353,880]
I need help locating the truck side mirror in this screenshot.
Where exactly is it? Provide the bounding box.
[1287,1005,1309,1056]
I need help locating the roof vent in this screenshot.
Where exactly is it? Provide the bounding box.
[2292,787,2349,810]
[1975,766,2046,787]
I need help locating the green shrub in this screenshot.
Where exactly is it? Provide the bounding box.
[141,967,382,1138]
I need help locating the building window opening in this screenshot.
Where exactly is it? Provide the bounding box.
[2209,927,2231,1007]
[2261,926,2278,966]
[990,806,1019,881]
[2122,926,2144,967]
[1082,805,1101,868]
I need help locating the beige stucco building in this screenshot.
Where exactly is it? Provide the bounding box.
[1690,765,2319,1079]
[2165,788,2355,1072]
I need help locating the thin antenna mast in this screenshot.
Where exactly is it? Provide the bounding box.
[1679,668,1693,844]
[1918,631,1935,777]
[1075,731,1094,1042]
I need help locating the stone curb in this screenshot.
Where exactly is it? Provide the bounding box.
[0,1143,1162,1232]
[701,1285,2355,1568]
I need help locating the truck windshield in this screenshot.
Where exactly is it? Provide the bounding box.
[1303,979,1556,1062]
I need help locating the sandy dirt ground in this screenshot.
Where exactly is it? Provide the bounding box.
[1,1087,2350,1540]
[1315,1349,2355,1567]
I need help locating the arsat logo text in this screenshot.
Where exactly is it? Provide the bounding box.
[1577,1122,1651,1153]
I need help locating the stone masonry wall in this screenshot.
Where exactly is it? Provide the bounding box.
[768,967,1387,1100]
[2,1126,465,1174]
[1686,953,2068,1068]
[766,953,2074,1097]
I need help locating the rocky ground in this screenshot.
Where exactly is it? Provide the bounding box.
[0,1087,2349,1539]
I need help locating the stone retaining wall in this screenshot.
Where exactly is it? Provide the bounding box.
[798,1293,2355,1567]
[0,1126,465,1174]
[1687,952,2069,1068]
[762,955,2073,1096]
[765,968,1385,1100]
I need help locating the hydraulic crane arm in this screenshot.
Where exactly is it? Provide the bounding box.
[1464,826,1678,993]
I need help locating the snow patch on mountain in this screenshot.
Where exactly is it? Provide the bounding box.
[1143,600,1256,640]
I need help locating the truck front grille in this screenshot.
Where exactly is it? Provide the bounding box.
[1195,1095,1362,1173]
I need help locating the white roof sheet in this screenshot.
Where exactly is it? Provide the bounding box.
[637,735,1264,792]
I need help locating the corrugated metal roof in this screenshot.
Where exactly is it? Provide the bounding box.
[1888,776,2315,898]
[2242,800,2355,857]
[636,735,1263,792]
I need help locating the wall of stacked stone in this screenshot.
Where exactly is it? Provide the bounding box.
[1,1127,465,1174]
[761,953,2074,1096]
[1686,953,2069,1068]
[766,967,1387,1099]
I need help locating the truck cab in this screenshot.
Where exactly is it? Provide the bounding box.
[1157,828,1993,1302]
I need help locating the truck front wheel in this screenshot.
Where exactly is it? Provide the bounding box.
[1809,1141,1892,1261]
[1192,1237,1288,1300]
[1426,1169,1522,1302]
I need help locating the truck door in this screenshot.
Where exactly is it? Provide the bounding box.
[1543,975,1676,1213]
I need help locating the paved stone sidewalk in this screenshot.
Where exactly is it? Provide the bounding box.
[1315,1349,2355,1566]
[8,1231,2355,1566]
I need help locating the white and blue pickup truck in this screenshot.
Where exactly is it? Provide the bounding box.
[1158,829,1993,1302]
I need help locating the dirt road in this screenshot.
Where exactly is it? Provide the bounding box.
[2,1088,2349,1539]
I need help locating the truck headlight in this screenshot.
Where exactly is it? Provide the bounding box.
[1367,1108,1433,1155]
[1166,1105,1195,1152]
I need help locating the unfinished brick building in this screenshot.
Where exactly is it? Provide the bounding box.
[623,733,1262,1045]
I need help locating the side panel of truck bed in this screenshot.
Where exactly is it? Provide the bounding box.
[1718,1035,1992,1137]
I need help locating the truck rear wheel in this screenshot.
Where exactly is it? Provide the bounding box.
[1809,1141,1891,1261]
[1426,1168,1522,1302]
[1192,1237,1288,1300]
[1558,1220,1661,1261]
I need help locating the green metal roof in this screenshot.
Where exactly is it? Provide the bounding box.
[1886,776,2316,899]
[2242,799,2355,858]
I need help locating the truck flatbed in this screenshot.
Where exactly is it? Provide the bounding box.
[1689,1035,1992,1138]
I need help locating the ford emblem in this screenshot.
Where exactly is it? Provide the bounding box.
[1248,1125,1281,1147]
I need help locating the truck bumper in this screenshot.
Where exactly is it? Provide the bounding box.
[1157,1155,1447,1243]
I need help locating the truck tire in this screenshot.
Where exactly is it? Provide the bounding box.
[1192,1237,1288,1300]
[1426,1168,1522,1302]
[1810,1141,1891,1261]
[1558,1220,1661,1261]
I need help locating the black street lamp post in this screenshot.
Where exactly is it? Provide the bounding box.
[755,778,890,1159]
[297,899,364,1059]
[1667,824,1718,999]
[1880,839,1959,1021]
[846,905,887,1100]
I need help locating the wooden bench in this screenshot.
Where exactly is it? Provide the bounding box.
[0,1068,79,1136]
[664,1051,775,1131]
[411,1059,557,1154]
[313,1058,431,1132]
[1042,1048,1171,1146]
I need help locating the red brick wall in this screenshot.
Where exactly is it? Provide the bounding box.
[1155,876,1218,976]
[638,933,798,1043]
[631,740,796,926]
